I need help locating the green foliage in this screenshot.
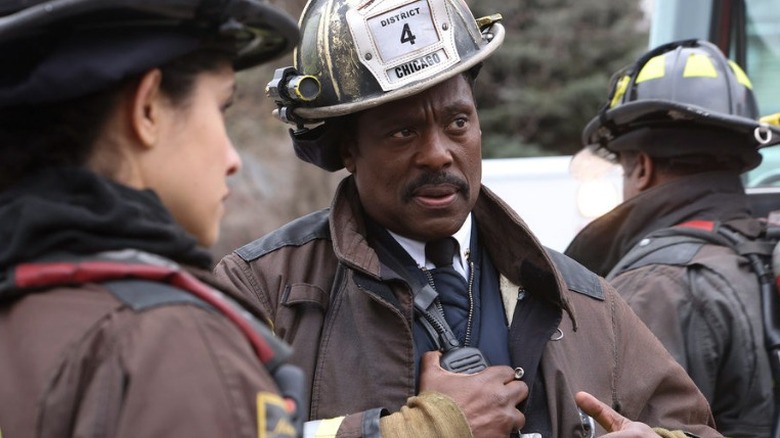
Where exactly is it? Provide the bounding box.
[468,0,649,157]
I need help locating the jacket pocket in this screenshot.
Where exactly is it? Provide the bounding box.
[276,283,329,348]
[284,283,330,308]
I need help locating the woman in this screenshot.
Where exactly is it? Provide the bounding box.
[0,1,300,436]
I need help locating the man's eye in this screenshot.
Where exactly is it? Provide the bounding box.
[452,118,467,128]
[392,128,413,138]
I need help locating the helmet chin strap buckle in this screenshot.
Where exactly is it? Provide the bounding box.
[272,106,297,125]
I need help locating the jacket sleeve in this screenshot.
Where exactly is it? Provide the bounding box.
[302,392,472,438]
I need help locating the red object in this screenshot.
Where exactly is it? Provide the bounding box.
[676,220,715,232]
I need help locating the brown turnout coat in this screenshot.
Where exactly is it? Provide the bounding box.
[216,177,719,437]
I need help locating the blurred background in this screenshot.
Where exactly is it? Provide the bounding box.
[213,0,652,260]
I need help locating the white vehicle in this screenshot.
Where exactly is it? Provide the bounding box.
[482,156,621,252]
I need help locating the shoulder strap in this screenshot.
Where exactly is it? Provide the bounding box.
[104,279,214,312]
[605,222,736,280]
[607,235,707,280]
[369,238,462,351]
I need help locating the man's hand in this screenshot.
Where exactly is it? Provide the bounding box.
[575,391,660,437]
[419,351,527,437]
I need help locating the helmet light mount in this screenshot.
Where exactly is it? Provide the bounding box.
[266,66,322,128]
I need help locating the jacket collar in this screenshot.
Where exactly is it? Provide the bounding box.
[474,185,575,323]
[328,177,382,277]
[565,171,751,277]
[328,176,576,326]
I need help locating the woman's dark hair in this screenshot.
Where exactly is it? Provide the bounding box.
[0,49,230,190]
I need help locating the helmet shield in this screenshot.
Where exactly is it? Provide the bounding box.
[581,39,780,171]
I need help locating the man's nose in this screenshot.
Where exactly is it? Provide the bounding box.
[416,130,454,170]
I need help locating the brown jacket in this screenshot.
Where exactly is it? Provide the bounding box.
[609,237,773,438]
[216,177,719,437]
[566,173,773,437]
[0,268,290,438]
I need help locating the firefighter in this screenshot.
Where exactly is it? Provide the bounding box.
[0,1,305,436]
[216,2,720,437]
[566,39,780,438]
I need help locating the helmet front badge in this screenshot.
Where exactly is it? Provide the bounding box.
[346,0,460,91]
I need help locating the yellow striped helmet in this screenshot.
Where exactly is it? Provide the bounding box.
[582,39,779,171]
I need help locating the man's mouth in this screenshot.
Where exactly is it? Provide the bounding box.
[412,184,459,207]
[403,171,470,205]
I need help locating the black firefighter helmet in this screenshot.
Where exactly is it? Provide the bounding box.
[265,0,506,171]
[581,39,780,172]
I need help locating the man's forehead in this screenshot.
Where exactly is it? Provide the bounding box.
[358,75,475,119]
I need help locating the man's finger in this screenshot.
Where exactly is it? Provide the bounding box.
[575,391,629,433]
[420,350,443,368]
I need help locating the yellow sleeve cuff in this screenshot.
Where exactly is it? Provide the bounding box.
[379,391,472,438]
[653,427,692,438]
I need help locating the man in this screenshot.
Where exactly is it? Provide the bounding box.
[566,39,778,437]
[216,2,719,437]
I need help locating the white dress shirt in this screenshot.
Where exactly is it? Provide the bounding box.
[387,214,472,280]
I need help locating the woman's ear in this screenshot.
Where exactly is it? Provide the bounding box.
[130,69,165,148]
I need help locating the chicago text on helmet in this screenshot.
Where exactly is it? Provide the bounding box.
[394,52,442,79]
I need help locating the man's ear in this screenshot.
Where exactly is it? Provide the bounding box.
[635,151,655,191]
[340,136,357,174]
[130,69,165,148]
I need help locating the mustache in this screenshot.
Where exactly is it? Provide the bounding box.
[402,171,470,202]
